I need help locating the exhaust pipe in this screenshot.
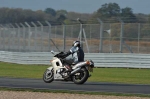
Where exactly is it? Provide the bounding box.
[70,67,81,75]
[70,60,91,75]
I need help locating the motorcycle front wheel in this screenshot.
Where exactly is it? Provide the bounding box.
[43,68,54,83]
[72,68,89,84]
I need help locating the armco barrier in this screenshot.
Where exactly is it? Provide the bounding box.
[0,51,150,68]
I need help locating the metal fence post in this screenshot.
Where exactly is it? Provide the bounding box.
[15,23,21,52]
[31,22,37,52]
[119,19,124,53]
[138,23,141,53]
[20,23,26,52]
[37,21,43,52]
[9,24,15,51]
[0,25,1,50]
[0,25,5,50]
[6,24,11,51]
[45,21,51,52]
[0,24,3,50]
[62,22,66,52]
[97,18,103,53]
[25,22,31,52]
[77,18,83,49]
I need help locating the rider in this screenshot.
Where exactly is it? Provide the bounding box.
[61,41,84,70]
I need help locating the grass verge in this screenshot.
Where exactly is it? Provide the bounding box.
[0,62,150,85]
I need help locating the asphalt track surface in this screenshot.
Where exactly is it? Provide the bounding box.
[0,77,150,95]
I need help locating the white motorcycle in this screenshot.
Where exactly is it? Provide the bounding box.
[43,51,94,84]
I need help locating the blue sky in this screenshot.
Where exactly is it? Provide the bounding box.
[0,0,149,14]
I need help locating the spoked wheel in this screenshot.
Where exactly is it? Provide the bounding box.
[43,68,54,83]
[72,68,89,84]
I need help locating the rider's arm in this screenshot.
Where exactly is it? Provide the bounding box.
[70,46,78,54]
[62,46,78,58]
[63,51,71,57]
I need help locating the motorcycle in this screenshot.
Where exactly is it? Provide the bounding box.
[43,50,94,84]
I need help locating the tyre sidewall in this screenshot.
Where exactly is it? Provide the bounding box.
[43,69,54,83]
[72,68,89,84]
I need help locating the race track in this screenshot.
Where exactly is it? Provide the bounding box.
[0,77,150,94]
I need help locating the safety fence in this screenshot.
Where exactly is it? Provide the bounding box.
[0,51,150,68]
[0,22,150,53]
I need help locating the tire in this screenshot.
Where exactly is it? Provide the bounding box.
[43,69,54,83]
[72,68,89,84]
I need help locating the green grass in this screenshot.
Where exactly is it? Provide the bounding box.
[0,62,49,79]
[88,68,150,85]
[0,62,150,85]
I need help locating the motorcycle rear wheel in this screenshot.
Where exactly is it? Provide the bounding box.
[72,68,89,84]
[43,69,54,83]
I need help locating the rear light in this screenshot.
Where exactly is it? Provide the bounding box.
[50,60,53,62]
[86,60,90,65]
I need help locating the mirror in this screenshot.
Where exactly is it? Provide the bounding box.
[51,50,55,54]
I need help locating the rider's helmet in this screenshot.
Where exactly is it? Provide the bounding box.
[72,41,80,47]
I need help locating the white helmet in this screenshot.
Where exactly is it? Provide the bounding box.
[72,41,80,47]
